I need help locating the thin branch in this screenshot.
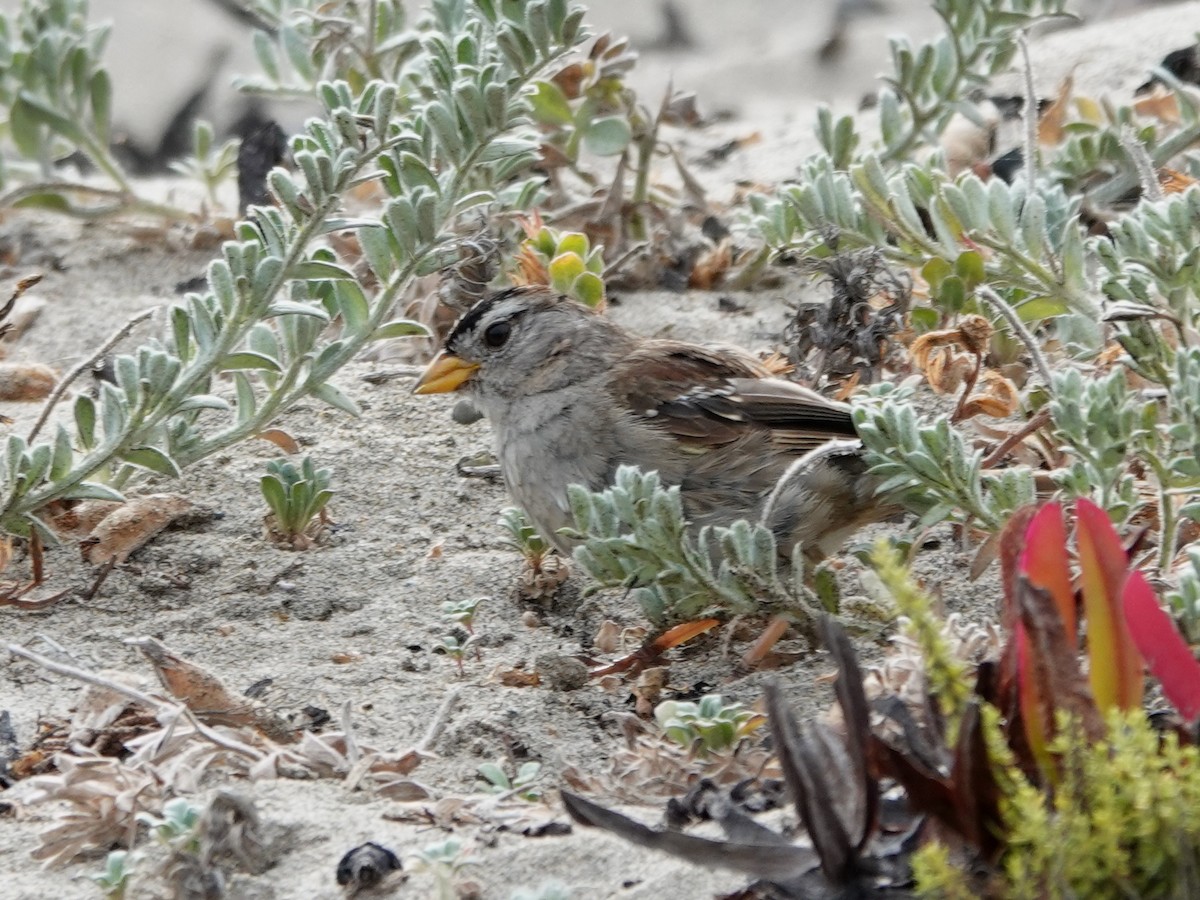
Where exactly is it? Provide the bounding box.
[1090,118,1200,206]
[981,407,1052,469]
[417,687,460,753]
[26,308,157,443]
[339,699,361,767]
[1118,125,1163,203]
[6,642,263,761]
[1017,32,1039,185]
[978,287,1054,390]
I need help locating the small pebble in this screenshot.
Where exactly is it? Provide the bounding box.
[535,654,589,691]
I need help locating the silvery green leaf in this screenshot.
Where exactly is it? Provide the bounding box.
[1019,192,1047,255]
[122,446,181,478]
[21,443,51,489]
[495,30,528,74]
[280,24,315,81]
[311,381,361,416]
[234,372,257,424]
[266,299,330,320]
[75,394,97,450]
[16,90,84,144]
[207,260,237,315]
[484,81,509,128]
[357,224,397,282]
[63,481,125,502]
[100,383,128,440]
[561,7,585,44]
[176,395,231,413]
[581,116,632,157]
[987,178,1017,242]
[295,150,324,197]
[372,83,398,135]
[331,106,360,147]
[331,281,370,335]
[22,513,59,547]
[878,88,903,148]
[453,190,495,215]
[219,351,282,373]
[398,150,440,193]
[524,2,551,55]
[453,80,489,142]
[371,319,430,340]
[8,96,46,160]
[415,192,439,244]
[246,323,280,361]
[385,198,419,256]
[253,29,279,82]
[113,354,139,401]
[89,69,111,144]
[425,101,462,160]
[49,425,74,481]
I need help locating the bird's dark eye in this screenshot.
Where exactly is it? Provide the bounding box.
[483,320,511,349]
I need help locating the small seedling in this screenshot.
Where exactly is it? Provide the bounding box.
[168,120,240,210]
[137,797,201,851]
[477,760,542,801]
[92,850,132,899]
[260,456,334,550]
[442,597,484,634]
[439,631,475,677]
[412,837,477,900]
[654,695,762,755]
[498,506,570,600]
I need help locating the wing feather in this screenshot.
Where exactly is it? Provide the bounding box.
[611,340,857,454]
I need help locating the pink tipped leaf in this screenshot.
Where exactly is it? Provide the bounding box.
[1019,502,1076,639]
[1074,499,1143,712]
[1014,622,1053,776]
[1122,570,1200,723]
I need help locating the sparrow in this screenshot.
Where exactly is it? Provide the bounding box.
[414,287,889,559]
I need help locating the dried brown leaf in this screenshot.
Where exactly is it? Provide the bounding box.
[1038,73,1074,146]
[24,750,160,866]
[256,428,301,454]
[0,362,56,400]
[691,240,734,289]
[491,665,541,688]
[959,370,1020,420]
[1134,84,1181,123]
[130,637,297,744]
[1158,166,1196,194]
[82,493,190,565]
[45,499,124,539]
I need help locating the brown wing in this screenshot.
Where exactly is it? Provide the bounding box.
[611,340,857,453]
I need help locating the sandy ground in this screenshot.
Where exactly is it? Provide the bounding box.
[1,1,1197,898]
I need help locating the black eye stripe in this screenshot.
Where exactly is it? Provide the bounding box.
[445,287,530,351]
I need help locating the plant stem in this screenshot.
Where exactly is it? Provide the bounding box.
[26,308,157,443]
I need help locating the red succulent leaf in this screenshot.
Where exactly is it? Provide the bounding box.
[1075,499,1143,712]
[1122,570,1200,723]
[998,504,1040,634]
[1020,502,1076,638]
[1014,622,1052,775]
[1016,576,1105,742]
[949,703,1005,861]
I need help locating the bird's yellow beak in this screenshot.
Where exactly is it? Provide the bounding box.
[412,352,480,394]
